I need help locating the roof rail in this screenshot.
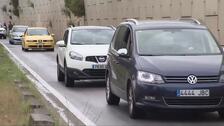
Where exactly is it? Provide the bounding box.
[178,18,201,25]
[125,19,138,25]
[108,25,116,30]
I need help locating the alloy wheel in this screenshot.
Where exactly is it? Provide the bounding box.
[128,87,134,114]
[106,76,111,100]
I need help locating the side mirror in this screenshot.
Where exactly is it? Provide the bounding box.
[117,48,128,57]
[51,34,55,37]
[56,40,66,47]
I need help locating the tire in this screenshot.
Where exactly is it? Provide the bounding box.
[64,62,74,87]
[48,48,54,51]
[106,74,120,105]
[9,41,13,45]
[23,48,28,52]
[128,84,143,119]
[57,62,64,82]
[219,110,224,119]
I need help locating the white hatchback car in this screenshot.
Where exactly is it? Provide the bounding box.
[56,26,115,87]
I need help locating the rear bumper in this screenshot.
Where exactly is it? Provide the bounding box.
[67,67,106,80]
[134,82,224,111]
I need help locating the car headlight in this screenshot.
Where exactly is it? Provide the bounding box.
[69,51,83,61]
[137,71,164,84]
[220,74,224,83]
[26,40,35,42]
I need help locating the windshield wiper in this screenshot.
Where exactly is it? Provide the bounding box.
[95,43,108,45]
[140,54,164,56]
[72,43,83,45]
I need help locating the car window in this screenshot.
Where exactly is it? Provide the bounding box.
[24,29,27,35]
[111,27,120,49]
[114,26,130,51]
[136,29,221,55]
[63,30,69,45]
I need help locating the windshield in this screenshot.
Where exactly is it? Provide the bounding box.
[136,29,221,56]
[71,29,114,45]
[13,27,27,32]
[28,29,49,36]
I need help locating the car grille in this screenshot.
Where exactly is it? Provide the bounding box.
[13,38,21,41]
[163,76,219,83]
[43,40,53,42]
[27,40,37,42]
[83,69,106,77]
[164,97,221,106]
[86,56,107,63]
[28,45,52,48]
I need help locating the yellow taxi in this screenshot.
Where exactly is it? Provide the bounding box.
[22,27,55,51]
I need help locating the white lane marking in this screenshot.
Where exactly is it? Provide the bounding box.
[1,42,96,126]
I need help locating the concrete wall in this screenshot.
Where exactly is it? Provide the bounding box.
[0,0,10,25]
[0,0,84,41]
[84,0,224,45]
[1,0,224,44]
[16,0,68,40]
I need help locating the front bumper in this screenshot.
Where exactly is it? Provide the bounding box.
[10,38,22,44]
[135,82,224,111]
[24,42,54,49]
[67,67,106,80]
[0,33,6,37]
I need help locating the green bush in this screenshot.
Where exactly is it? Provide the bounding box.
[62,8,71,18]
[27,0,34,8]
[10,0,20,17]
[1,5,7,13]
[64,0,85,17]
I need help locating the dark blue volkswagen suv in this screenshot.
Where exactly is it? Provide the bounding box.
[106,18,224,119]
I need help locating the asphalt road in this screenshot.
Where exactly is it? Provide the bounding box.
[2,39,224,126]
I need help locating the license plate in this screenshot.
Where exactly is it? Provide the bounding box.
[177,89,210,97]
[92,64,106,69]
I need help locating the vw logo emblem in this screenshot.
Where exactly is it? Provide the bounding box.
[187,75,197,85]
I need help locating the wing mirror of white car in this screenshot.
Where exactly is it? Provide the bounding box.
[117,48,128,58]
[56,40,66,47]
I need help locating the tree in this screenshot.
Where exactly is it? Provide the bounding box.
[64,0,85,17]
